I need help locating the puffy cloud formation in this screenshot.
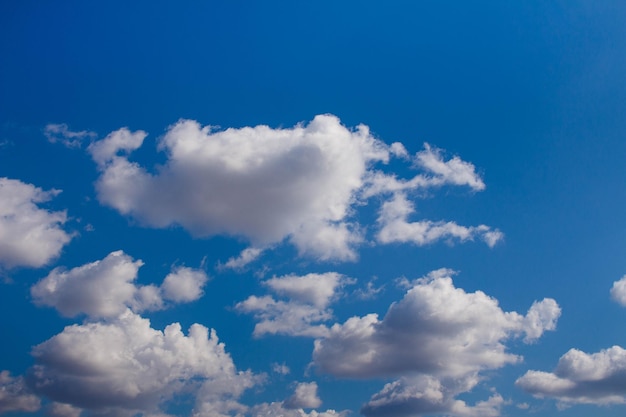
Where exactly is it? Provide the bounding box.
[31,251,207,318]
[516,345,626,406]
[29,310,257,416]
[376,193,503,248]
[284,382,322,409]
[312,269,560,417]
[250,402,348,417]
[86,115,499,262]
[611,275,626,306]
[0,178,73,270]
[44,123,96,148]
[236,272,352,337]
[0,371,40,413]
[361,376,506,417]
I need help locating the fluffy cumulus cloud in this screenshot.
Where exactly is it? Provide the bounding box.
[28,310,258,416]
[0,178,73,270]
[31,251,207,318]
[610,275,626,306]
[516,345,626,406]
[236,272,353,338]
[0,371,40,413]
[312,269,560,417]
[85,115,499,262]
[284,382,322,409]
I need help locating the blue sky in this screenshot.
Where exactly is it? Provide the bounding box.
[2,1,626,416]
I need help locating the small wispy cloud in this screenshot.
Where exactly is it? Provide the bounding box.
[44,123,96,148]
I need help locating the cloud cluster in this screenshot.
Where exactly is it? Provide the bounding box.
[29,310,258,417]
[236,272,353,337]
[85,116,499,262]
[0,178,73,270]
[516,345,626,406]
[312,269,560,416]
[31,251,207,319]
[0,371,40,414]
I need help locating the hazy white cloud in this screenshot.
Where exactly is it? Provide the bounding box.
[272,363,290,375]
[611,275,626,306]
[516,345,626,406]
[284,382,322,409]
[0,371,40,413]
[313,269,559,416]
[376,193,503,248]
[31,251,207,319]
[236,273,353,338]
[0,178,73,270]
[44,123,96,148]
[47,402,82,417]
[29,310,257,416]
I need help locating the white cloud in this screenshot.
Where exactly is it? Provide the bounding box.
[0,178,73,270]
[362,143,485,198]
[161,266,208,303]
[0,371,40,413]
[284,382,322,409]
[86,116,497,262]
[31,251,207,319]
[220,247,264,271]
[611,275,626,306]
[376,193,503,248]
[272,363,290,375]
[47,402,82,417]
[360,376,505,417]
[44,123,96,148]
[236,273,353,338]
[88,115,388,261]
[264,272,349,308]
[29,310,258,416]
[312,269,560,416]
[87,127,147,167]
[516,345,626,406]
[249,402,348,417]
[414,143,486,191]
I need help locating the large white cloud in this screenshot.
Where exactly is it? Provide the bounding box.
[31,251,207,319]
[0,371,40,413]
[28,310,258,416]
[235,272,353,338]
[312,269,560,416]
[516,345,626,406]
[86,115,499,262]
[0,178,73,270]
